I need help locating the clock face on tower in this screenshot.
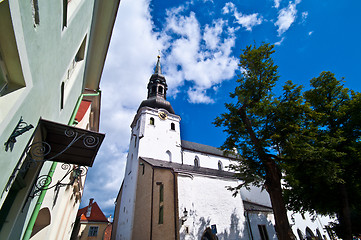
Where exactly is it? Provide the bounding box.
[158,111,168,120]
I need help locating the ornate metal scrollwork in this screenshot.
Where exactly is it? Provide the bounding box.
[22,125,95,197]
[4,117,34,152]
[24,127,100,167]
[30,163,88,197]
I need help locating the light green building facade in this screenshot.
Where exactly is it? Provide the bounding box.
[0,0,119,239]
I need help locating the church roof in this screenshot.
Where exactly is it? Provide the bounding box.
[243,200,273,213]
[138,97,175,114]
[140,157,236,179]
[181,140,238,159]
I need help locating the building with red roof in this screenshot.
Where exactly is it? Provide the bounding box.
[71,199,111,240]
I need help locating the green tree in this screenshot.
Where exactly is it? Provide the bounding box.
[214,43,302,240]
[283,71,361,239]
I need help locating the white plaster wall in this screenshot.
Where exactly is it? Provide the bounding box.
[247,212,277,240]
[182,149,233,170]
[114,120,141,240]
[178,174,248,240]
[137,108,182,163]
[116,107,182,240]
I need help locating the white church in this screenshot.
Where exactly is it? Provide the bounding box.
[111,57,335,240]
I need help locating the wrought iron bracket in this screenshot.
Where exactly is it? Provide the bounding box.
[4,117,34,152]
[29,163,87,198]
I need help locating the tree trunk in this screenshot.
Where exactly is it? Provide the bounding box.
[238,107,296,240]
[264,159,296,240]
[339,183,352,240]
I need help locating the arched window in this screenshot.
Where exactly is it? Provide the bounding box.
[31,208,51,237]
[316,229,322,240]
[194,156,199,167]
[158,86,163,94]
[166,150,172,162]
[218,161,223,170]
[150,117,154,125]
[305,227,315,240]
[171,123,175,130]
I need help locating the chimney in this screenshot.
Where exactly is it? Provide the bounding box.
[86,198,94,217]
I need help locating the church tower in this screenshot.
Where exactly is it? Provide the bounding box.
[114,56,181,240]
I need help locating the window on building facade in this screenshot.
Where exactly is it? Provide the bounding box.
[194,156,199,167]
[63,0,83,29]
[0,51,9,96]
[258,225,269,240]
[158,183,164,224]
[88,226,98,237]
[297,229,304,240]
[218,161,223,170]
[31,0,40,26]
[171,122,175,130]
[158,86,163,94]
[166,150,172,162]
[61,35,87,109]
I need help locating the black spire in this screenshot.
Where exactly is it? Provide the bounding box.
[147,55,167,99]
[138,56,175,114]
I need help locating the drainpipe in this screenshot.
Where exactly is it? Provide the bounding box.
[170,169,178,240]
[22,90,100,240]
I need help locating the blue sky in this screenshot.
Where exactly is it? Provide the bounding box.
[80,0,361,216]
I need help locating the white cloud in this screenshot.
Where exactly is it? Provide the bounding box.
[222,2,236,14]
[81,0,163,215]
[187,88,214,104]
[308,31,313,36]
[275,0,301,36]
[163,9,238,103]
[274,0,282,8]
[82,0,239,214]
[222,2,262,31]
[302,11,308,22]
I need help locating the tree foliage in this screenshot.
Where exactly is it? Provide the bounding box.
[283,72,361,239]
[214,43,361,240]
[214,43,299,240]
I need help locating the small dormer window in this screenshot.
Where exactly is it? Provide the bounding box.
[150,117,154,125]
[171,123,175,130]
[194,156,199,167]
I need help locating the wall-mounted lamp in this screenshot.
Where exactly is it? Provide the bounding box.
[180,208,188,225]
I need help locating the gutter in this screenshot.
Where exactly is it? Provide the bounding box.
[22,90,100,240]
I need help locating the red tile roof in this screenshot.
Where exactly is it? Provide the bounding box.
[77,202,108,222]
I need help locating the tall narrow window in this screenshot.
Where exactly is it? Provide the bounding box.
[150,117,154,125]
[171,123,175,130]
[166,150,172,162]
[60,82,64,110]
[194,156,199,167]
[258,225,269,240]
[158,183,164,224]
[297,229,304,240]
[218,161,223,170]
[158,86,163,94]
[31,0,40,26]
